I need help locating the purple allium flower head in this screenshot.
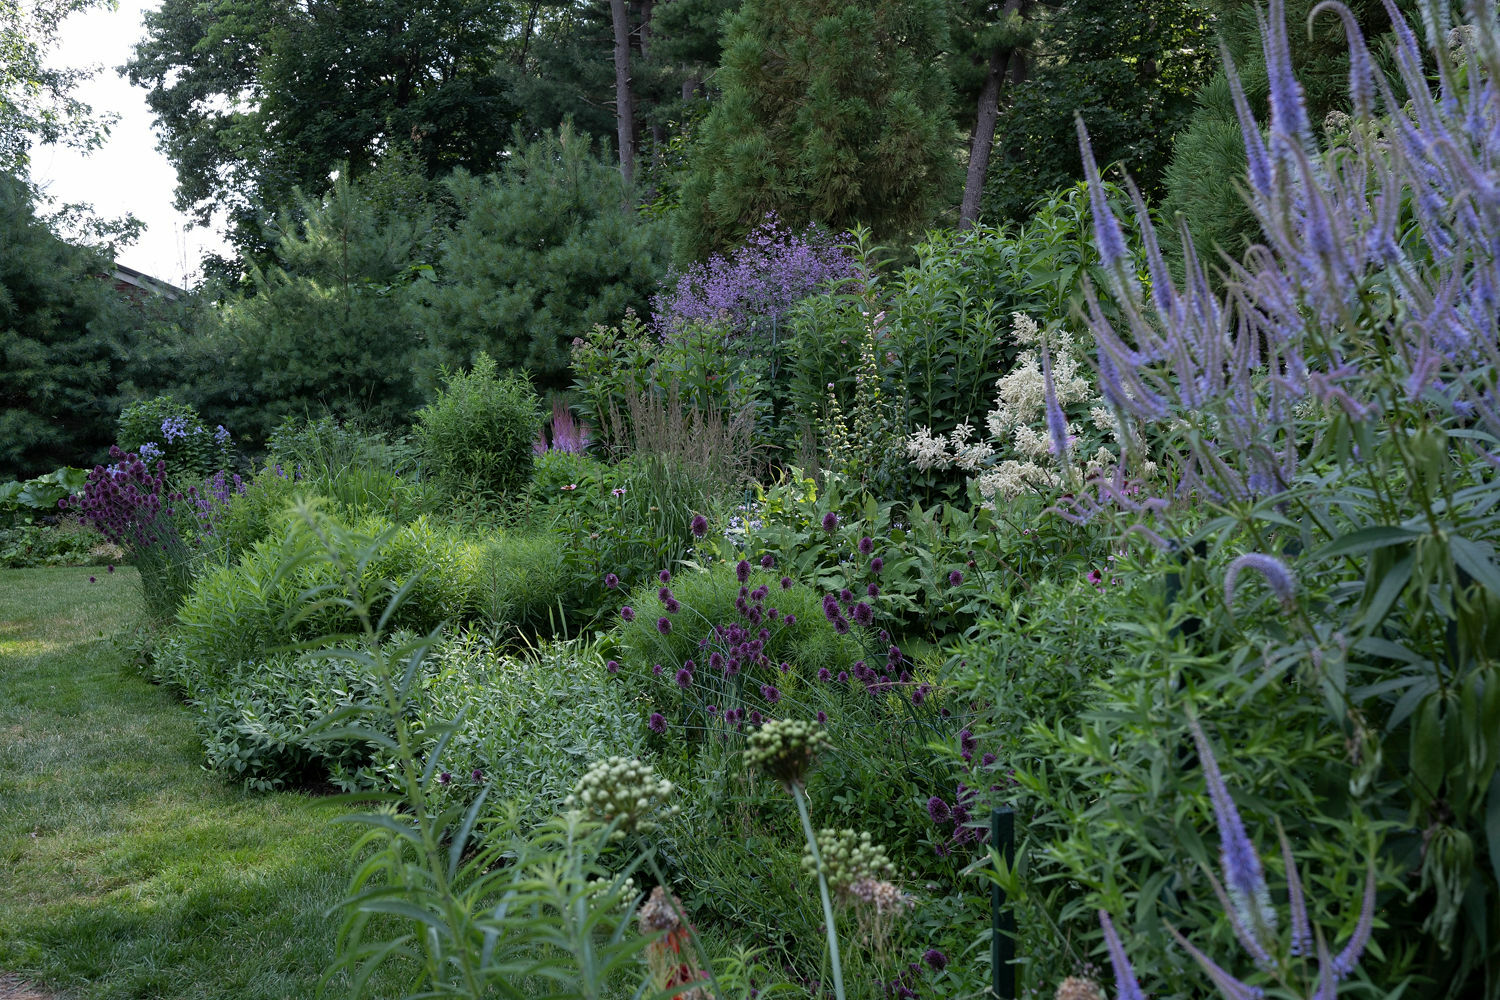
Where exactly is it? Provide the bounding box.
[691,514,709,537]
[870,557,883,574]
[821,511,839,532]
[749,710,762,726]
[760,684,781,704]
[736,559,751,583]
[653,663,664,676]
[858,536,874,555]
[852,602,874,626]
[649,712,667,734]
[818,667,832,682]
[866,583,879,597]
[676,667,693,689]
[839,588,853,603]
[438,771,451,785]
[656,617,672,635]
[665,597,680,613]
[837,671,849,684]
[107,564,114,573]
[959,729,977,757]
[922,949,948,972]
[621,605,635,622]
[604,573,619,590]
[89,576,96,583]
[927,796,951,824]
[831,616,850,635]
[659,569,671,584]
[471,770,484,782]
[780,575,793,590]
[948,570,964,587]
[761,553,775,568]
[784,614,796,625]
[816,710,828,723]
[606,659,620,674]
[981,752,996,767]
[1098,911,1148,1000]
[658,586,673,603]
[1224,552,1297,608]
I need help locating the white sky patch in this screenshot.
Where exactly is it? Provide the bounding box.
[26,0,233,287]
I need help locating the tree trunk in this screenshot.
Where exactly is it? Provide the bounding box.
[959,0,1030,229]
[517,0,540,67]
[610,0,636,187]
[639,0,653,60]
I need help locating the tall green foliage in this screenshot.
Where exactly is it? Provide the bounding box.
[0,171,133,477]
[673,0,956,260]
[418,127,669,385]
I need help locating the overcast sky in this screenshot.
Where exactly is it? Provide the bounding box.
[26,0,232,287]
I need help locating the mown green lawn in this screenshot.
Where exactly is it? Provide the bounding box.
[0,567,402,999]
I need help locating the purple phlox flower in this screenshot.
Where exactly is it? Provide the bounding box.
[691,514,709,537]
[649,712,667,734]
[214,424,231,444]
[621,605,635,622]
[821,511,839,532]
[1224,552,1297,609]
[1097,911,1149,1000]
[1189,717,1277,961]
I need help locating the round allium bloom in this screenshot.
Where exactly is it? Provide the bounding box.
[821,511,839,532]
[926,796,952,824]
[852,602,874,626]
[743,717,829,785]
[107,564,114,573]
[89,576,97,583]
[866,583,879,597]
[690,514,709,537]
[658,569,672,584]
[760,553,775,568]
[870,557,884,574]
[749,710,763,726]
[604,573,620,589]
[831,616,850,635]
[656,617,672,635]
[948,570,964,586]
[736,559,751,583]
[438,771,451,785]
[779,661,790,673]
[780,575,793,590]
[858,536,874,555]
[839,588,853,603]
[960,729,977,757]
[981,752,997,767]
[658,586,673,603]
[652,663,664,676]
[837,671,849,684]
[816,711,828,723]
[621,605,636,622]
[606,659,620,674]
[784,614,796,625]
[709,651,725,672]
[818,667,832,682]
[664,597,681,613]
[922,948,949,972]
[761,683,781,704]
[676,667,693,689]
[649,712,667,734]
[471,769,485,782]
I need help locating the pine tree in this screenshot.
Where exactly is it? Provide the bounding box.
[672,0,956,260]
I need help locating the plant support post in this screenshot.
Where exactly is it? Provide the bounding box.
[992,806,1015,1000]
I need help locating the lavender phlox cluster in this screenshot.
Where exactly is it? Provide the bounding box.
[653,214,855,339]
[160,415,190,443]
[1079,0,1500,500]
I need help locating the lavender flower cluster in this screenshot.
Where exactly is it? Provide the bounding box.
[653,214,855,340]
[1074,0,1500,506]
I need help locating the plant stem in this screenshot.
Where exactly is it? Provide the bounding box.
[792,782,846,1000]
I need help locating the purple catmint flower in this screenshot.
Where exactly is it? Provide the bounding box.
[1224,553,1297,609]
[621,605,635,622]
[604,573,619,590]
[821,511,839,532]
[736,560,751,583]
[691,515,709,537]
[649,712,667,734]
[761,553,775,568]
[656,617,672,635]
[922,949,948,972]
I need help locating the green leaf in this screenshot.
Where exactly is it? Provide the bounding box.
[1450,535,1500,600]
[1314,525,1422,560]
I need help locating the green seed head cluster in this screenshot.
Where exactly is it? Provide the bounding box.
[567,756,678,835]
[743,718,828,785]
[802,827,895,891]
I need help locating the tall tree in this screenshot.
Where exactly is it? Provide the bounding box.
[0,0,115,170]
[610,0,637,184]
[673,0,956,260]
[127,0,521,261]
[955,0,1036,227]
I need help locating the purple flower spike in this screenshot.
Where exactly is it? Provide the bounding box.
[1189,718,1276,951]
[1097,911,1149,1000]
[1329,862,1377,980]
[1224,553,1297,608]
[1165,923,1262,1000]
